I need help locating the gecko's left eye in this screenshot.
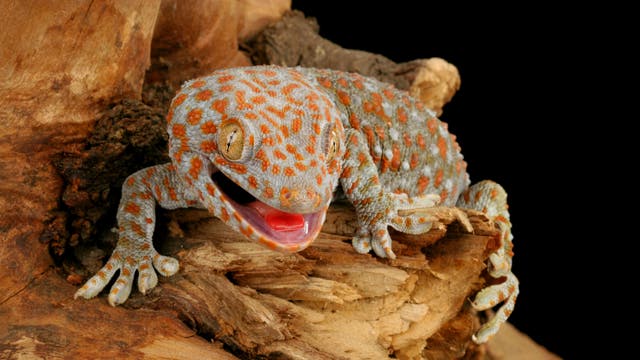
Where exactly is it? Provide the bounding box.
[218,120,245,161]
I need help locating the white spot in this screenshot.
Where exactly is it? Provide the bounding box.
[382,101,393,116]
[430,143,439,155]
[389,128,399,141]
[384,149,394,160]
[373,145,382,155]
[402,161,410,171]
[444,179,453,191]
[421,165,432,176]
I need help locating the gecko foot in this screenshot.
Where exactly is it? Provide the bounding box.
[74,248,179,306]
[352,225,397,259]
[471,272,519,343]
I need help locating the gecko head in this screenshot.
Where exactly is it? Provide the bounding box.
[171,66,345,252]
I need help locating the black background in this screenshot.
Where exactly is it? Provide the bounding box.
[291,2,602,358]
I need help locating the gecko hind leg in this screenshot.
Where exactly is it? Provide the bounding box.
[457,180,519,343]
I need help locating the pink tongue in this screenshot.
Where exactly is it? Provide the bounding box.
[247,201,305,232]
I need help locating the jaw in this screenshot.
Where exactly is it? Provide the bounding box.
[210,171,327,252]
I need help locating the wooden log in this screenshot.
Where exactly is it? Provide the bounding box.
[248,10,460,116]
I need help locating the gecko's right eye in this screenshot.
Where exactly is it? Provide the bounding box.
[218,119,245,161]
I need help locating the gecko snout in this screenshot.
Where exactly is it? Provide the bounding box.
[278,187,323,213]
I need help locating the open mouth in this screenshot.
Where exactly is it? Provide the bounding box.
[211,171,325,248]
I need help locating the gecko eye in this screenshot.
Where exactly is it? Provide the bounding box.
[218,120,245,161]
[325,128,340,164]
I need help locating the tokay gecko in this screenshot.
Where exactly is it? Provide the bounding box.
[75,66,519,343]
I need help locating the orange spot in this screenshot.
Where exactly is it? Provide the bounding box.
[363,101,374,113]
[251,96,266,104]
[318,77,332,88]
[342,166,352,178]
[145,217,153,224]
[316,175,323,186]
[272,164,280,175]
[206,183,216,196]
[274,150,287,160]
[190,157,202,179]
[262,69,277,77]
[126,177,135,186]
[200,121,216,134]
[434,169,444,188]
[292,118,302,133]
[417,175,430,194]
[475,190,483,202]
[240,79,262,93]
[245,112,258,120]
[286,144,298,154]
[282,83,299,95]
[220,207,230,222]
[140,263,150,271]
[284,167,295,176]
[463,191,471,203]
[168,187,177,201]
[437,136,448,160]
[263,186,274,199]
[235,91,252,110]
[248,175,258,189]
[263,136,274,146]
[172,124,186,138]
[383,88,395,100]
[280,125,289,138]
[217,74,234,83]
[154,185,163,200]
[354,79,364,89]
[191,80,206,88]
[240,226,254,237]
[337,78,348,87]
[187,108,202,125]
[267,105,289,119]
[220,84,233,92]
[266,90,278,98]
[490,188,499,199]
[440,189,449,202]
[374,125,385,141]
[131,222,145,237]
[416,133,426,149]
[173,93,188,107]
[337,90,351,105]
[427,118,438,134]
[403,133,412,148]
[166,109,174,124]
[295,162,307,171]
[233,212,242,223]
[390,144,401,171]
[376,229,387,237]
[397,107,408,123]
[196,89,213,101]
[105,263,113,271]
[125,202,140,215]
[201,140,217,153]
[122,268,131,277]
[347,179,360,195]
[211,98,228,114]
[349,113,360,129]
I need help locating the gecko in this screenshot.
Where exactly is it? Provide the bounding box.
[74,65,518,343]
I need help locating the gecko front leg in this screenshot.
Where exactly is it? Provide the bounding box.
[340,129,440,258]
[74,163,195,305]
